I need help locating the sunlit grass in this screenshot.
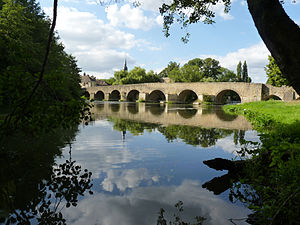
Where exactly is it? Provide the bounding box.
[223,100,300,127]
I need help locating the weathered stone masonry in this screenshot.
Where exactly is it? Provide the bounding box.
[84,82,299,103]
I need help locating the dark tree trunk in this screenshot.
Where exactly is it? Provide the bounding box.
[247,0,300,94]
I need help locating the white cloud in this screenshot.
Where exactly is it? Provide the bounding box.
[102,168,159,192]
[128,0,172,12]
[199,42,270,83]
[105,4,161,30]
[212,2,234,20]
[43,6,161,78]
[62,180,250,225]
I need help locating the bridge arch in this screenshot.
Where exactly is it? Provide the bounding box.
[263,95,282,101]
[109,90,121,101]
[178,90,198,104]
[216,89,241,104]
[178,108,198,119]
[94,91,104,101]
[127,90,140,102]
[148,90,166,103]
[148,104,165,115]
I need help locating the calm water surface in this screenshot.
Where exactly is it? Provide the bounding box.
[1,102,259,225]
[56,102,258,225]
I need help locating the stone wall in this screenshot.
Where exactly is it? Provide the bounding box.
[86,82,298,103]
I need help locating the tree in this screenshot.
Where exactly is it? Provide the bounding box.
[159,61,180,77]
[218,68,237,82]
[0,0,87,134]
[265,55,290,87]
[113,66,161,85]
[159,0,300,94]
[242,60,250,82]
[236,61,242,82]
[166,57,238,82]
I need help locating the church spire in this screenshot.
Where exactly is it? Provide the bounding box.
[123,59,128,72]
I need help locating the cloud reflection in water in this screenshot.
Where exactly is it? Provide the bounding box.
[63,180,250,225]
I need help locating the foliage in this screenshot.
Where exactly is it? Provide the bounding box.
[165,57,239,83]
[236,61,242,81]
[265,56,290,87]
[0,0,88,135]
[107,117,158,136]
[157,201,206,225]
[158,125,232,147]
[104,77,116,85]
[159,0,231,42]
[107,116,233,147]
[0,128,93,224]
[223,101,300,224]
[158,61,180,77]
[113,66,161,85]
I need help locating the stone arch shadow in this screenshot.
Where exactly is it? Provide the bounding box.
[148,90,166,103]
[178,90,198,104]
[109,90,121,101]
[216,89,241,104]
[263,95,282,101]
[127,90,140,102]
[95,90,105,101]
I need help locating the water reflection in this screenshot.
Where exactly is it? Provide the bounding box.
[91,102,252,130]
[0,103,258,224]
[107,117,247,148]
[61,180,250,225]
[0,130,93,224]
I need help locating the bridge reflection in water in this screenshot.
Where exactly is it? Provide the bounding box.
[91,102,252,130]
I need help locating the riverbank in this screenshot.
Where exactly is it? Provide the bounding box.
[223,100,300,130]
[223,100,300,224]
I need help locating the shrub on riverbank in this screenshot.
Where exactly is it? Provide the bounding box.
[223,100,300,225]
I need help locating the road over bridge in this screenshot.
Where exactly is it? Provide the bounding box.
[84,82,298,104]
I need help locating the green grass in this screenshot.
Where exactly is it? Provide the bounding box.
[223,100,300,129]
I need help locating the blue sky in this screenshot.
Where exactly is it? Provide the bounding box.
[38,0,300,83]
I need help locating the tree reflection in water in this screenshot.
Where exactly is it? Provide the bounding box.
[0,131,93,224]
[107,117,241,147]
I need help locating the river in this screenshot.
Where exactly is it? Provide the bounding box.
[1,102,260,225]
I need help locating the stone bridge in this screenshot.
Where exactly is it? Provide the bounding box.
[91,103,253,130]
[84,82,299,104]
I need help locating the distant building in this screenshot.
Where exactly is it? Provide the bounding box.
[80,73,109,88]
[96,80,109,86]
[81,73,96,88]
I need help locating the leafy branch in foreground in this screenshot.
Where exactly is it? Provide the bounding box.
[157,201,206,225]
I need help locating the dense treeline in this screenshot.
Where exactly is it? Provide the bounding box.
[109,66,161,85]
[0,0,86,134]
[109,58,251,85]
[161,58,251,83]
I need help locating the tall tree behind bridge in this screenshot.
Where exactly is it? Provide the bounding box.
[236,61,242,82]
[242,61,251,83]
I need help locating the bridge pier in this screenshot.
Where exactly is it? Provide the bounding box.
[121,92,127,101]
[138,92,148,102]
[104,93,110,101]
[166,94,178,103]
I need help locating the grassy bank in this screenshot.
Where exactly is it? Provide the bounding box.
[224,101,300,224]
[223,100,300,130]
